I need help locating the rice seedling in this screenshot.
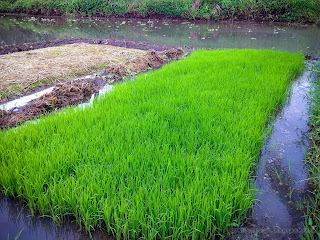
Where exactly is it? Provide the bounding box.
[0,49,304,239]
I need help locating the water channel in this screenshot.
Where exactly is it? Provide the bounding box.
[0,14,319,239]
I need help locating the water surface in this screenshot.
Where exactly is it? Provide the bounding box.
[0,14,319,56]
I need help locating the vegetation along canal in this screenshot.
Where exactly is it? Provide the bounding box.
[0,14,319,240]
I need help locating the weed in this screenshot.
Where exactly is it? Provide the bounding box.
[288,158,293,177]
[272,140,278,151]
[274,168,283,184]
[303,61,320,239]
[289,187,294,202]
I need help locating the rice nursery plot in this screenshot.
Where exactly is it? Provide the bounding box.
[0,49,304,239]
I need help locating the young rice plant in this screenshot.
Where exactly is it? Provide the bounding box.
[0,49,304,239]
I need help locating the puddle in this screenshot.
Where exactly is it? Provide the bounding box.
[78,84,114,109]
[0,70,111,112]
[233,64,317,239]
[0,87,54,111]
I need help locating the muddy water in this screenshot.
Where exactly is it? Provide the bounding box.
[0,14,319,239]
[0,14,319,56]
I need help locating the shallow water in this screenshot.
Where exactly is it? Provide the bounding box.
[0,14,319,239]
[231,65,316,239]
[0,14,319,56]
[0,87,54,111]
[0,193,115,240]
[0,72,113,111]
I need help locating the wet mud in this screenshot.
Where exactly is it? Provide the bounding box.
[0,38,191,55]
[0,81,98,129]
[0,48,184,129]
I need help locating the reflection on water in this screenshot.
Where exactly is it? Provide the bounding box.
[0,14,319,56]
[235,66,317,239]
[0,193,115,240]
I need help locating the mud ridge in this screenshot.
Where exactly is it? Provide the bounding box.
[0,38,191,55]
[0,48,184,129]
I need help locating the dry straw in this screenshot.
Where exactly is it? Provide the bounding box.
[0,43,145,100]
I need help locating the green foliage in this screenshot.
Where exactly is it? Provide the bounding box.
[67,0,106,15]
[0,50,304,239]
[0,0,319,22]
[197,0,320,22]
[143,0,192,17]
[304,63,320,239]
[0,1,13,12]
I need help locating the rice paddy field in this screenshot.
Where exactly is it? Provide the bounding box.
[0,49,304,239]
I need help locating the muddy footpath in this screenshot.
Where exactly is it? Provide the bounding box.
[0,41,184,129]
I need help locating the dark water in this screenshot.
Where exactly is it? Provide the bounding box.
[0,14,319,240]
[0,193,115,240]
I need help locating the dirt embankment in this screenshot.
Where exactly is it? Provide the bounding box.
[0,48,184,129]
[0,39,191,103]
[0,38,190,55]
[0,43,146,102]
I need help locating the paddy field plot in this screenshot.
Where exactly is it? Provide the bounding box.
[0,49,304,239]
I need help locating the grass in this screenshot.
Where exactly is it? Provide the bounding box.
[0,43,145,101]
[0,49,304,239]
[303,62,320,240]
[0,0,319,23]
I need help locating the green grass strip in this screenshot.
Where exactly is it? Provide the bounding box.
[0,49,304,239]
[304,63,320,239]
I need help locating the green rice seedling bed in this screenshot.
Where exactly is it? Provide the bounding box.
[0,50,304,239]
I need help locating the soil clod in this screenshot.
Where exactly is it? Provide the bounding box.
[305,55,318,61]
[106,48,184,81]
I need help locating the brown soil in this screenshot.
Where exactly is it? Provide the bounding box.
[0,43,145,102]
[0,80,98,129]
[0,38,191,103]
[0,38,190,56]
[107,48,184,79]
[0,48,184,129]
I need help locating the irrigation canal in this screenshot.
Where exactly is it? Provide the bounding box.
[234,65,317,239]
[0,14,319,239]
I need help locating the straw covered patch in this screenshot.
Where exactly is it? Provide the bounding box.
[0,43,145,101]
